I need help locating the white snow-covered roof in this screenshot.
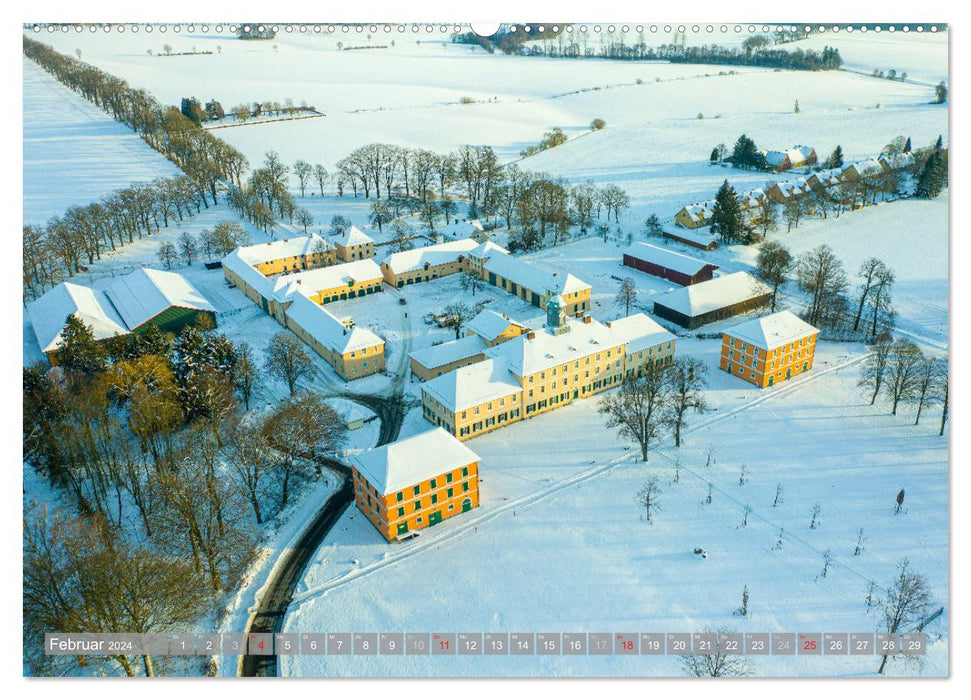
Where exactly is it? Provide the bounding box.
[27,282,129,354]
[352,427,480,495]
[770,178,810,199]
[663,226,718,247]
[485,315,623,378]
[338,225,374,248]
[104,268,215,330]
[469,240,509,258]
[284,294,384,354]
[739,188,766,208]
[762,150,789,167]
[222,248,275,298]
[465,309,525,343]
[382,238,481,275]
[762,147,810,168]
[724,310,819,350]
[624,242,716,277]
[234,234,330,266]
[330,400,370,425]
[808,167,845,188]
[272,258,383,300]
[879,152,915,171]
[422,357,523,412]
[409,335,487,371]
[680,200,716,222]
[483,250,590,297]
[845,159,884,177]
[608,313,677,354]
[653,272,772,318]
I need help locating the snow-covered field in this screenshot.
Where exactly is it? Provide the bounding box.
[30,29,948,169]
[22,57,182,226]
[281,342,948,677]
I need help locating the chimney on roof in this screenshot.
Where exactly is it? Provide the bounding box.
[527,331,536,340]
[584,315,592,325]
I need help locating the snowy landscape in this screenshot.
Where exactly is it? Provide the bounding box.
[21,23,948,679]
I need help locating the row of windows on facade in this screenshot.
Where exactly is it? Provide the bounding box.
[727,348,808,368]
[362,480,471,512]
[318,284,382,304]
[728,336,811,355]
[355,466,471,500]
[726,361,809,378]
[362,498,466,528]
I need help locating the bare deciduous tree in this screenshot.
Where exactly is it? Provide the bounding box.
[681,629,755,677]
[796,244,847,327]
[858,335,894,405]
[667,357,708,447]
[755,240,792,312]
[439,302,476,340]
[615,277,638,316]
[264,333,315,395]
[636,476,662,523]
[598,364,672,461]
[884,338,923,415]
[878,559,933,674]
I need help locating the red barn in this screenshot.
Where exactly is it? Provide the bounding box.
[623,242,718,286]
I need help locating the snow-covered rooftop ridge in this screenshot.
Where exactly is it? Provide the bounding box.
[723,310,819,350]
[222,248,275,297]
[422,357,523,412]
[681,200,717,220]
[653,271,772,318]
[482,249,590,297]
[409,334,487,370]
[469,240,509,258]
[381,237,481,275]
[770,179,811,198]
[809,167,845,186]
[351,427,480,495]
[283,293,383,355]
[104,268,215,330]
[234,234,330,266]
[761,145,814,167]
[624,242,716,277]
[271,258,383,301]
[465,308,526,343]
[485,315,623,378]
[663,226,717,245]
[338,225,374,248]
[27,282,128,353]
[846,158,884,176]
[607,313,677,354]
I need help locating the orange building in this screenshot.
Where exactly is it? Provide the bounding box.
[719,310,819,388]
[351,428,480,541]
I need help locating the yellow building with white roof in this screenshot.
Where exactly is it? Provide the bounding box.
[335,225,376,262]
[421,300,676,441]
[719,310,819,387]
[351,427,480,541]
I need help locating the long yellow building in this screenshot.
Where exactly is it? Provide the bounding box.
[421,300,676,441]
[719,310,819,388]
[381,237,593,318]
[235,234,336,275]
[351,427,480,541]
[222,236,386,381]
